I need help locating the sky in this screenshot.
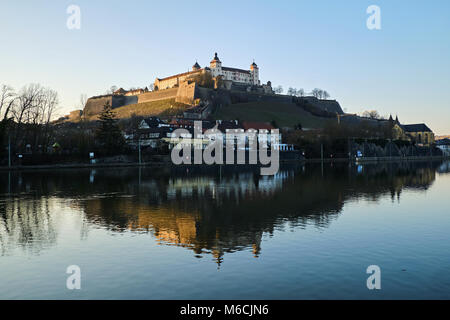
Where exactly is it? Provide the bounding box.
[0,0,449,134]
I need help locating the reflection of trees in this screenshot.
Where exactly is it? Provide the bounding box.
[0,196,57,256]
[0,161,441,262]
[348,162,436,202]
[78,162,439,264]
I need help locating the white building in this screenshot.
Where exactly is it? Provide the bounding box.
[154,53,260,90]
[209,52,260,86]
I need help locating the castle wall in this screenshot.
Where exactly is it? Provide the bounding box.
[155,77,179,90]
[137,88,179,104]
[117,95,139,107]
[155,69,204,90]
[83,96,113,116]
[68,110,83,121]
[175,82,197,105]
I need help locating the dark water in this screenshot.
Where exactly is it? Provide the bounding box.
[1,161,450,299]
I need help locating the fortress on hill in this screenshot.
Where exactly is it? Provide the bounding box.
[82,53,278,117]
[154,53,261,90]
[80,52,344,121]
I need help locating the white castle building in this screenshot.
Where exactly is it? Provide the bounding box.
[154,53,260,91]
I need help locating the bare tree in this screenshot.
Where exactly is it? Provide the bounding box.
[80,94,87,109]
[311,88,329,99]
[287,88,306,97]
[40,88,59,151]
[287,87,296,96]
[311,88,321,98]
[9,84,60,151]
[107,86,118,95]
[362,110,381,119]
[274,85,283,94]
[0,85,16,121]
[319,90,325,99]
[296,88,305,97]
[13,84,44,126]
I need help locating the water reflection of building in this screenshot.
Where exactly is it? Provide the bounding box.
[76,162,439,264]
[438,161,450,174]
[0,161,443,261]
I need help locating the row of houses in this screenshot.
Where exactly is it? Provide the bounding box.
[123,117,294,151]
[122,115,441,155]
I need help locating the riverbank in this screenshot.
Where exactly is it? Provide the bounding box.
[307,155,449,163]
[1,155,448,171]
[0,161,167,171]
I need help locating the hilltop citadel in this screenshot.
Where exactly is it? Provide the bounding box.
[65,52,437,150]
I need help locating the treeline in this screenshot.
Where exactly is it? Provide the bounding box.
[39,102,130,161]
[0,83,135,165]
[284,121,395,158]
[283,120,442,159]
[274,86,331,99]
[0,83,59,159]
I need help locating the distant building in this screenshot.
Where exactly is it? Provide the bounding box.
[436,138,450,156]
[113,88,127,95]
[125,88,145,96]
[154,53,261,91]
[401,123,435,145]
[113,88,145,96]
[123,117,171,148]
[389,116,435,146]
[139,117,168,129]
[124,118,291,151]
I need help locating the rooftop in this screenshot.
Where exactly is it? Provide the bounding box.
[401,123,433,133]
[222,66,250,74]
[157,69,203,81]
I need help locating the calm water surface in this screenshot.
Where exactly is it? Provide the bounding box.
[1,162,450,299]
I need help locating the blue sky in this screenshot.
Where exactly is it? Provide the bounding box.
[1,0,449,134]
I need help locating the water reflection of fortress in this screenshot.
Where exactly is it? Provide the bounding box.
[80,163,439,264]
[0,162,444,262]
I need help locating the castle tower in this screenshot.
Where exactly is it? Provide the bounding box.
[192,61,201,71]
[210,52,222,77]
[250,61,259,85]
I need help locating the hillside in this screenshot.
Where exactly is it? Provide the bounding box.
[212,101,335,128]
[85,98,189,120]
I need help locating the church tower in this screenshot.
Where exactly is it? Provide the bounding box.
[250,61,259,85]
[210,52,222,77]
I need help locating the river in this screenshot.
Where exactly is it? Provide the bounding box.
[1,161,449,299]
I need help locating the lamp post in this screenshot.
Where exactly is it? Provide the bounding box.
[8,134,11,168]
[320,143,323,162]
